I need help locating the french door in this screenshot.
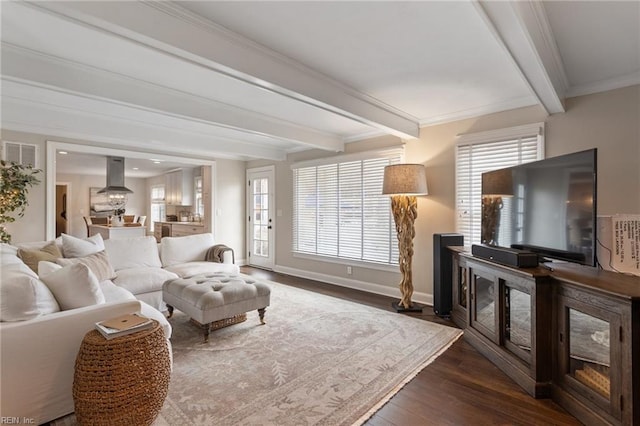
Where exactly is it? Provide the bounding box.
[247,166,275,269]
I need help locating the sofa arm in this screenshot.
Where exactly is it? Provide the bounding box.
[0,301,142,424]
[205,244,235,264]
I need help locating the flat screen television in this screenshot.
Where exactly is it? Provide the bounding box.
[481,149,597,266]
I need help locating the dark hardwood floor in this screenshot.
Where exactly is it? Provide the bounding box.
[240,266,581,426]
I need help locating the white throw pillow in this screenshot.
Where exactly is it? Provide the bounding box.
[0,274,40,321]
[61,233,105,258]
[38,260,62,277]
[160,233,215,267]
[40,263,106,310]
[104,236,162,270]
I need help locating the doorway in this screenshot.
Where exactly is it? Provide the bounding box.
[246,166,275,270]
[55,183,70,237]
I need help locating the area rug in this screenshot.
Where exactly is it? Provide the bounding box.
[153,276,462,426]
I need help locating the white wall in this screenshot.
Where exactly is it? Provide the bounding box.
[214,159,247,262]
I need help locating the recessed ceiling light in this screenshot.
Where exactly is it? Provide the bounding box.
[58,151,68,155]
[153,161,161,164]
[132,167,139,170]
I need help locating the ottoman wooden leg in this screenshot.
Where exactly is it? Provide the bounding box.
[203,323,211,343]
[258,307,266,325]
[167,305,174,318]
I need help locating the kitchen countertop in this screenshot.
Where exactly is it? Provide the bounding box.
[154,221,204,226]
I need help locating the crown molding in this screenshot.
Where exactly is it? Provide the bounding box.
[419,95,539,128]
[566,71,640,98]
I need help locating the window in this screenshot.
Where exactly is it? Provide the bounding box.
[194,176,204,217]
[150,184,165,232]
[292,148,402,266]
[456,123,544,247]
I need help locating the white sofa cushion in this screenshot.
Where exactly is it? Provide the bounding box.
[99,280,138,303]
[160,233,215,267]
[163,261,240,278]
[61,233,105,258]
[56,250,116,282]
[113,267,179,295]
[41,264,106,310]
[1,263,60,321]
[104,236,162,270]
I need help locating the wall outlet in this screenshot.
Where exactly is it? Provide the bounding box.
[347,266,352,275]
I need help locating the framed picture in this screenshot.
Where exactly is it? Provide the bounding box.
[90,187,114,217]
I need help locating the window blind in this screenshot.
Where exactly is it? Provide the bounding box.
[292,150,402,265]
[456,124,544,247]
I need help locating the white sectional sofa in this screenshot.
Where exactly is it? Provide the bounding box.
[0,232,237,424]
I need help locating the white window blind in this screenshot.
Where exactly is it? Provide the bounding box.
[456,123,544,247]
[292,149,402,265]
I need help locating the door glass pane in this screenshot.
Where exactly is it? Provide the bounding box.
[505,287,531,353]
[251,177,269,259]
[474,275,495,334]
[568,308,610,398]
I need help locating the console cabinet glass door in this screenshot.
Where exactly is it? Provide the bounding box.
[470,267,499,344]
[504,284,532,364]
[557,294,621,422]
[451,256,468,327]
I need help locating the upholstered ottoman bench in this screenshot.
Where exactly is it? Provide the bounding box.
[163,274,271,342]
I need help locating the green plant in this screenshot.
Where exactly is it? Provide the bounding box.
[0,159,42,243]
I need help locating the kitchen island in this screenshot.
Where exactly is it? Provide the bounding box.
[88,224,146,240]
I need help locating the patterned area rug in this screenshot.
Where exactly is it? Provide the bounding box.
[156,276,462,425]
[53,276,462,426]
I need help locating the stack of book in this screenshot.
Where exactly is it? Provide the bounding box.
[95,313,154,340]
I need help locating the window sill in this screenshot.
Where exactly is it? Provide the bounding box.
[292,252,399,273]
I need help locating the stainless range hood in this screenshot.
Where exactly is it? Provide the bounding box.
[97,156,133,194]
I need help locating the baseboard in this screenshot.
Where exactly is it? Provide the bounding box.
[273,265,434,307]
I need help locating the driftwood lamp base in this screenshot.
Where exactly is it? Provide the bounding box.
[390,194,421,311]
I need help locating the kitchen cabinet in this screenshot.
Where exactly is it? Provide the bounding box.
[165,168,194,206]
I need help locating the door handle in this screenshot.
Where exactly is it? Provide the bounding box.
[268,226,272,229]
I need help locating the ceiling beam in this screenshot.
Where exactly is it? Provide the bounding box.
[475,0,567,114]
[2,80,289,161]
[27,1,420,139]
[2,42,341,154]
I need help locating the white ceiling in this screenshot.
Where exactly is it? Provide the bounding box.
[2,1,638,162]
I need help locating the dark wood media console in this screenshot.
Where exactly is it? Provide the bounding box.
[449,247,640,425]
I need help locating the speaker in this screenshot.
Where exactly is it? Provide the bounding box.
[471,244,539,268]
[433,233,464,317]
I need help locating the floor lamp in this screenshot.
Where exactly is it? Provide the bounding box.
[382,164,428,312]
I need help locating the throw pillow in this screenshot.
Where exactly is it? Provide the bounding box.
[40,263,106,310]
[61,233,105,258]
[38,260,62,277]
[18,242,63,273]
[0,274,40,321]
[56,250,116,282]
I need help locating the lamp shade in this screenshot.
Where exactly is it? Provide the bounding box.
[482,168,513,196]
[382,164,428,196]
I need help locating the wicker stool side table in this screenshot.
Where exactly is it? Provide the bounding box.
[73,320,171,425]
